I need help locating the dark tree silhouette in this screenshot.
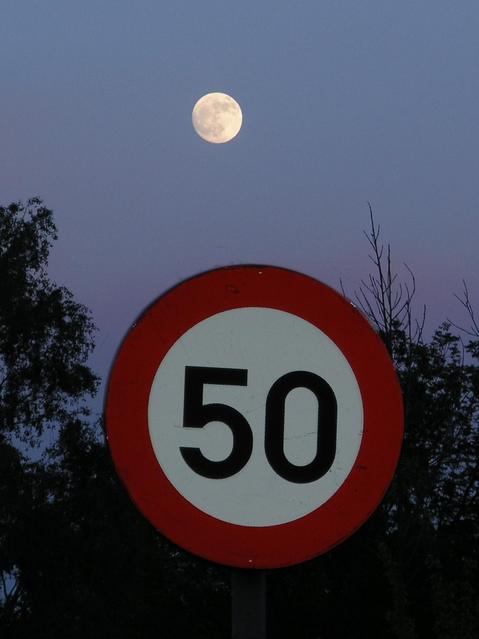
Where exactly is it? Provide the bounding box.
[0,198,229,639]
[268,210,478,639]
[0,198,98,442]
[0,198,98,632]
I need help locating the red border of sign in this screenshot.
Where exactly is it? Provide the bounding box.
[105,265,403,569]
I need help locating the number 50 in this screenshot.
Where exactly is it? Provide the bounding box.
[180,366,337,484]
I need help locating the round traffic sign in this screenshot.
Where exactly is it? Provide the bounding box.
[105,265,403,568]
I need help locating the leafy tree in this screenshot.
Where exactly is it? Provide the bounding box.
[269,209,478,639]
[0,198,98,632]
[0,198,97,442]
[0,198,229,639]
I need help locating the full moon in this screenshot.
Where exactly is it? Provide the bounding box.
[192,92,243,144]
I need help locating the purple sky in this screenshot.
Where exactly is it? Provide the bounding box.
[1,1,478,415]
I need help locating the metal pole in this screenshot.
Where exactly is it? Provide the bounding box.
[231,569,267,639]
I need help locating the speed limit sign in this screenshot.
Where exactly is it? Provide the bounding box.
[106,265,403,568]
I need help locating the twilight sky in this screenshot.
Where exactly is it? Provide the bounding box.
[1,1,478,414]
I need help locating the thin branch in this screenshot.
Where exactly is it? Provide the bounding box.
[449,280,479,338]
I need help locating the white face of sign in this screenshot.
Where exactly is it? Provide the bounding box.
[148,307,363,527]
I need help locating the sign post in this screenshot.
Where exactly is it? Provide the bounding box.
[105,265,403,632]
[231,569,266,639]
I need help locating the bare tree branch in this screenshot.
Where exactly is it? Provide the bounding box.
[448,280,479,338]
[352,204,424,355]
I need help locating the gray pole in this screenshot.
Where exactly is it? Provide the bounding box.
[231,569,267,639]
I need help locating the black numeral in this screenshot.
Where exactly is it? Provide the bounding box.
[180,366,252,479]
[265,371,337,483]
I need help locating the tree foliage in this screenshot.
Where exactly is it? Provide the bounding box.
[269,209,478,639]
[0,199,228,638]
[0,199,99,631]
[1,200,478,638]
[0,198,97,442]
